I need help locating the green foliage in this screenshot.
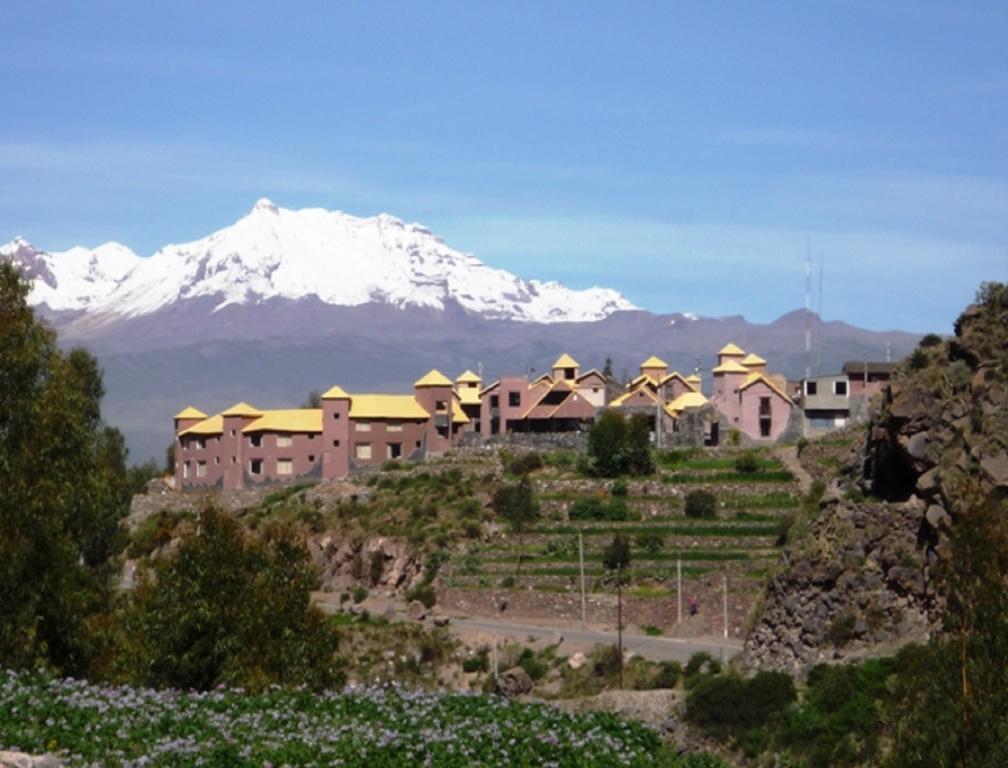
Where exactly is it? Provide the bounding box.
[124,504,342,691]
[886,497,1008,767]
[684,652,722,685]
[127,509,192,559]
[405,583,437,609]
[603,534,631,573]
[919,332,943,348]
[587,411,654,477]
[733,450,760,474]
[684,490,717,519]
[686,671,795,740]
[507,451,543,476]
[827,613,856,647]
[352,585,369,603]
[635,531,664,554]
[652,660,681,688]
[492,476,540,572]
[462,648,489,673]
[611,479,628,496]
[568,495,631,521]
[518,647,548,681]
[908,347,928,370]
[0,262,130,675]
[369,549,385,585]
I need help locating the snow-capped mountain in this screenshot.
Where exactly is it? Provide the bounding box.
[0,236,140,312]
[3,200,635,323]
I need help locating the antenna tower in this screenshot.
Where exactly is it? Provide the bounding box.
[804,241,811,380]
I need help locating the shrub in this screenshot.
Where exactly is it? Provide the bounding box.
[684,490,717,519]
[652,660,681,689]
[611,479,628,496]
[406,583,437,609]
[569,496,630,522]
[500,575,515,588]
[908,348,928,370]
[636,531,664,554]
[684,651,722,682]
[381,459,402,471]
[352,585,369,604]
[828,613,857,646]
[518,648,548,681]
[125,505,342,691]
[591,644,623,679]
[734,450,760,474]
[918,332,943,348]
[463,649,489,673]
[686,671,795,739]
[508,452,543,476]
[587,411,654,477]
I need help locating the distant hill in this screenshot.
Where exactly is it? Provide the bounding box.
[2,201,920,462]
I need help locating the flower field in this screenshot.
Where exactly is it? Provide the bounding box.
[0,670,705,767]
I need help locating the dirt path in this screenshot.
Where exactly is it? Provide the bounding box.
[775,444,813,494]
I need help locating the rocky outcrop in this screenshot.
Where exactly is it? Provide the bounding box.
[0,753,62,768]
[307,534,424,594]
[745,283,1008,670]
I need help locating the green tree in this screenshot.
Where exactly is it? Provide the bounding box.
[0,261,129,674]
[604,534,631,689]
[886,496,1008,767]
[492,476,540,573]
[302,389,323,408]
[624,412,655,475]
[125,504,342,691]
[588,410,627,477]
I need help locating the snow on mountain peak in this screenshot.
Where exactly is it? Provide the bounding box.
[12,200,637,323]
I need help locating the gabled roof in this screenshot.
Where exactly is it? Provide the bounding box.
[243,409,322,433]
[349,395,431,420]
[575,368,606,383]
[719,342,746,356]
[452,401,470,424]
[841,361,898,376]
[552,353,579,369]
[532,373,554,385]
[667,391,708,412]
[174,406,207,420]
[658,371,690,386]
[640,355,668,369]
[711,360,750,374]
[455,369,482,384]
[685,373,701,383]
[221,402,262,418]
[610,387,658,407]
[742,353,767,366]
[414,369,453,387]
[479,379,500,397]
[179,414,224,437]
[740,372,793,404]
[321,384,351,400]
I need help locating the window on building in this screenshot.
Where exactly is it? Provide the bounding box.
[183,462,190,479]
[196,461,207,478]
[490,394,499,408]
[230,429,236,436]
[508,391,521,407]
[415,440,422,449]
[387,443,402,459]
[593,387,600,394]
[805,381,818,396]
[387,422,403,432]
[355,444,372,460]
[332,439,340,447]
[333,411,340,419]
[194,437,205,450]
[277,435,293,448]
[277,459,293,475]
[250,433,263,448]
[249,459,263,475]
[214,456,219,465]
[834,380,848,396]
[356,421,371,432]
[308,454,315,462]
[231,456,236,464]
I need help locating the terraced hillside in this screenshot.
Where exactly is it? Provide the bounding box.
[439,449,800,640]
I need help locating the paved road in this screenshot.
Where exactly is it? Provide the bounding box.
[449,616,742,663]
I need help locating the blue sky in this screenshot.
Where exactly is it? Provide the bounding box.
[2,1,1005,332]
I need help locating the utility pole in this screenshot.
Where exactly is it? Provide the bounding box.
[677,552,682,626]
[617,570,624,690]
[723,574,729,640]
[492,636,499,682]
[578,533,587,630]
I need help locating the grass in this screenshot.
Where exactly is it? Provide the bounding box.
[533,523,781,537]
[662,470,796,484]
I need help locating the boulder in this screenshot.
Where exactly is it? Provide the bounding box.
[495,667,533,697]
[568,651,587,670]
[432,614,450,627]
[407,600,427,621]
[0,754,62,768]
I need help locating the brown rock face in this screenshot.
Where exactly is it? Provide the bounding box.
[745,283,1008,671]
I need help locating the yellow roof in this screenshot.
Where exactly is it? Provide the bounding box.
[321,384,351,400]
[685,373,701,383]
[742,353,767,366]
[221,402,262,418]
[414,369,453,387]
[667,391,708,411]
[552,353,579,369]
[711,360,750,374]
[719,342,746,356]
[349,395,430,420]
[458,388,481,405]
[641,355,668,369]
[452,401,470,424]
[576,368,605,382]
[740,372,793,404]
[243,409,323,433]
[630,373,657,387]
[174,406,207,420]
[456,369,482,384]
[610,387,658,407]
[532,373,554,385]
[179,414,224,437]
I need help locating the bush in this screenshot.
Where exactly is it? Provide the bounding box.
[125,505,342,691]
[463,649,489,673]
[828,613,856,647]
[919,332,943,348]
[686,671,795,739]
[587,411,654,477]
[569,496,630,522]
[636,531,664,554]
[518,648,548,681]
[507,452,543,476]
[684,490,717,519]
[381,459,402,471]
[652,660,682,689]
[684,651,722,683]
[369,550,385,585]
[406,583,437,608]
[352,585,369,604]
[734,450,760,474]
[611,479,628,497]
